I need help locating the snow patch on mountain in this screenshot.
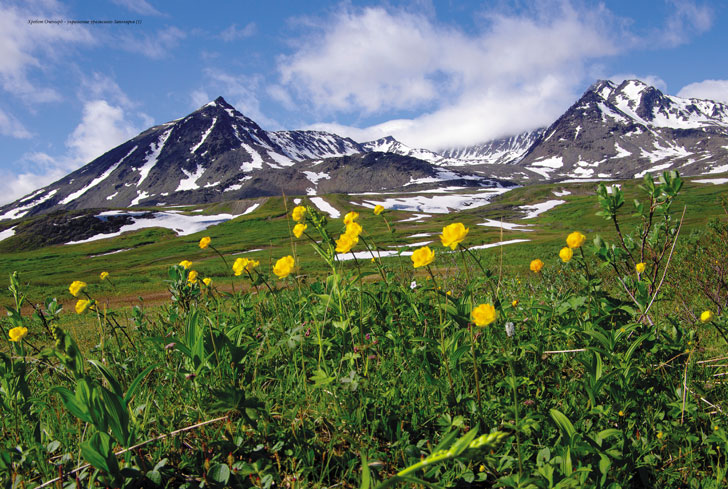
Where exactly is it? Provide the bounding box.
[303,171,331,185]
[191,117,217,153]
[176,164,206,191]
[240,144,264,172]
[0,189,58,220]
[137,129,172,187]
[60,146,137,205]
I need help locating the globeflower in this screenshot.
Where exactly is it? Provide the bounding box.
[345,221,362,240]
[293,223,307,238]
[179,260,192,269]
[8,326,28,342]
[530,259,544,273]
[232,257,259,276]
[69,280,87,297]
[559,247,573,263]
[566,231,586,249]
[440,222,469,250]
[203,277,212,287]
[373,205,384,215]
[199,236,211,249]
[273,255,295,279]
[472,303,497,327]
[701,310,714,323]
[635,262,646,274]
[292,205,306,222]
[411,246,435,268]
[335,233,356,254]
[187,270,198,284]
[75,299,91,314]
[344,211,359,225]
[100,271,109,281]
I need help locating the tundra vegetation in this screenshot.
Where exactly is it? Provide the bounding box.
[2,171,728,488]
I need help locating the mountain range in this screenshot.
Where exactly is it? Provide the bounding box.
[2,78,727,221]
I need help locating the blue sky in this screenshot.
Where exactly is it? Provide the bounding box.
[1,0,726,204]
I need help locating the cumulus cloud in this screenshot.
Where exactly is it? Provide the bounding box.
[677,80,728,103]
[277,2,621,148]
[67,100,141,163]
[1,94,147,205]
[220,23,256,41]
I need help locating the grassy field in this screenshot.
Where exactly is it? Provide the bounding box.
[1,172,728,487]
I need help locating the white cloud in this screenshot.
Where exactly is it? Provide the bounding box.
[0,107,31,139]
[220,22,256,41]
[198,68,280,128]
[119,26,186,58]
[277,2,620,148]
[110,0,163,16]
[190,89,211,108]
[67,100,141,163]
[0,1,93,102]
[0,96,146,206]
[660,0,713,47]
[677,80,728,103]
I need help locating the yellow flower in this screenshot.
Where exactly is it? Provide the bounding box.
[179,260,192,269]
[292,205,306,222]
[370,257,375,263]
[472,303,497,327]
[657,431,663,439]
[8,326,28,342]
[566,231,586,249]
[273,255,295,279]
[635,262,646,274]
[530,259,544,273]
[618,410,625,417]
[99,271,109,281]
[232,258,259,276]
[446,290,452,296]
[700,310,714,323]
[440,222,469,250]
[345,221,362,240]
[293,223,307,238]
[203,277,212,286]
[411,246,435,268]
[344,211,359,225]
[69,280,87,297]
[335,233,356,254]
[559,247,573,263]
[512,299,519,307]
[199,236,211,249]
[75,299,91,314]
[373,205,384,215]
[187,270,198,284]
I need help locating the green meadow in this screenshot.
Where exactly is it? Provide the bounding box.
[2,172,728,487]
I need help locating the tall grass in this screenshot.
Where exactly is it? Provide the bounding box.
[1,171,727,488]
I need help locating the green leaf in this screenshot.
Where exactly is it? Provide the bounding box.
[88,360,123,398]
[207,463,230,484]
[51,386,92,424]
[360,454,371,489]
[550,409,576,440]
[124,364,156,406]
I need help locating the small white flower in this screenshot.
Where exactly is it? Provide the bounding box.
[410,280,417,289]
[505,322,515,337]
